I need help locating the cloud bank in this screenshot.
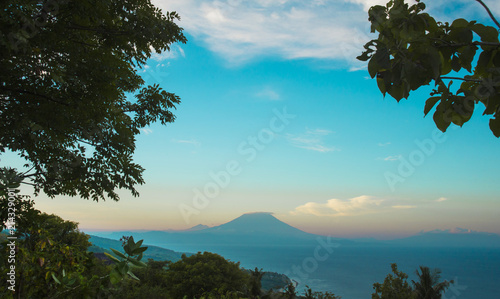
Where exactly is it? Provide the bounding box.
[153,0,376,66]
[292,195,384,217]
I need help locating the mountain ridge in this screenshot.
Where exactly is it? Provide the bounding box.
[86,213,500,250]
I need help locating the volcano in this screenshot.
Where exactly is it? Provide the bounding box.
[203,212,310,237]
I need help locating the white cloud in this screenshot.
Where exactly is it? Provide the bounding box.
[380,155,402,161]
[172,139,201,146]
[140,128,153,135]
[153,0,373,66]
[256,87,281,100]
[378,142,391,147]
[436,197,448,202]
[286,128,338,152]
[306,128,332,135]
[292,195,384,217]
[344,0,392,11]
[150,44,185,61]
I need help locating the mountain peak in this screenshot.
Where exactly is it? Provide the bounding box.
[186,224,210,232]
[205,212,311,237]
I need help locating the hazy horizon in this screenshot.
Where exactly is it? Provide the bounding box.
[80,211,499,241]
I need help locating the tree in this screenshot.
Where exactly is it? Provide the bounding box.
[304,285,341,299]
[372,263,416,299]
[249,267,265,298]
[0,0,186,201]
[164,251,250,299]
[412,266,453,299]
[358,0,500,136]
[0,191,148,298]
[283,282,297,299]
[112,259,171,299]
[0,209,102,298]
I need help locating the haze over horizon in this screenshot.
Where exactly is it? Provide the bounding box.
[83,212,498,241]
[7,0,500,239]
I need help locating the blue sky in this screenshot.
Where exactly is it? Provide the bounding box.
[21,0,500,238]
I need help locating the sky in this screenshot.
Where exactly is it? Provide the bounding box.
[8,0,500,239]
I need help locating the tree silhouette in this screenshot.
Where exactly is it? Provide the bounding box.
[412,266,454,299]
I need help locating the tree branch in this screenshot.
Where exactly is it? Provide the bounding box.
[20,181,37,187]
[433,39,500,48]
[0,87,69,106]
[476,0,500,29]
[439,76,482,83]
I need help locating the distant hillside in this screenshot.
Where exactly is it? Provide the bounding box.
[88,235,186,262]
[89,212,351,252]
[388,228,500,247]
[89,234,292,292]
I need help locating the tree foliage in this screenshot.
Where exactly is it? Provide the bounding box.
[164,251,250,299]
[0,0,186,200]
[0,191,148,298]
[304,285,341,299]
[358,0,500,136]
[412,266,453,299]
[372,263,454,299]
[0,209,102,298]
[249,267,265,298]
[372,263,416,299]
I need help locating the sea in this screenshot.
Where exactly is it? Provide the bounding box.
[158,242,500,298]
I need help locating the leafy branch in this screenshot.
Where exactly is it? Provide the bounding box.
[52,236,148,295]
[358,0,500,137]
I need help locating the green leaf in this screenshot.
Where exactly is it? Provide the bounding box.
[357,48,373,61]
[116,261,129,275]
[483,94,500,115]
[135,239,144,248]
[424,97,441,116]
[128,257,147,268]
[127,270,140,280]
[473,24,500,43]
[451,18,469,28]
[388,83,407,101]
[427,47,442,80]
[490,115,500,137]
[439,51,452,75]
[450,56,461,72]
[420,13,438,31]
[52,273,61,284]
[376,77,387,96]
[67,277,77,286]
[131,246,148,256]
[104,252,121,263]
[109,269,122,285]
[476,50,493,74]
[368,47,390,78]
[110,248,128,260]
[433,104,452,132]
[458,46,477,72]
[449,27,473,44]
[368,58,379,78]
[368,5,387,33]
